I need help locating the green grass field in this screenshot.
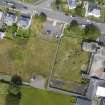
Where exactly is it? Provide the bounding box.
[0,18,57,81]
[0,82,75,105]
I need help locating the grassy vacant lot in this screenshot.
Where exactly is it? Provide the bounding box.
[0,17,57,81]
[51,25,91,93]
[53,37,89,82]
[51,23,100,93]
[52,25,91,83]
[0,82,75,105]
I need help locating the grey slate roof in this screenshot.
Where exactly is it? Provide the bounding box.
[18,14,31,28]
[76,98,92,105]
[4,12,17,26]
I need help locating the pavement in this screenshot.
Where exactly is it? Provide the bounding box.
[30,75,45,89]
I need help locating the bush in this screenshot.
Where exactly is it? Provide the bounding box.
[9,75,22,96]
[70,20,79,28]
[12,23,18,34]
[11,75,22,86]
[83,24,100,40]
[55,0,61,5]
[35,12,47,22]
[75,4,84,17]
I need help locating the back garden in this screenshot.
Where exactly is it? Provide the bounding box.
[50,20,100,95]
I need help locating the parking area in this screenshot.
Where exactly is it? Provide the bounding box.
[42,20,64,37]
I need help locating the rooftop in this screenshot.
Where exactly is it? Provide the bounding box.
[4,12,17,26]
[76,98,91,105]
[18,13,32,29]
[88,3,101,17]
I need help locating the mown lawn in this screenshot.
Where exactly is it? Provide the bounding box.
[0,17,57,81]
[0,83,8,105]
[20,86,75,105]
[0,82,75,105]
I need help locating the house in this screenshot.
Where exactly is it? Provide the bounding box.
[76,98,91,105]
[68,0,77,9]
[4,12,17,26]
[87,3,101,18]
[17,14,32,29]
[0,32,5,39]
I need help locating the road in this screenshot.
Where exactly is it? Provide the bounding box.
[0,0,105,34]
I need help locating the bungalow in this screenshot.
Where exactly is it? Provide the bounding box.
[4,12,17,26]
[68,0,77,9]
[87,3,101,18]
[17,14,32,29]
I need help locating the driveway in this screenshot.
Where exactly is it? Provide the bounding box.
[30,75,46,89]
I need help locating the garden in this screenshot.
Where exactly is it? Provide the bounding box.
[50,20,100,94]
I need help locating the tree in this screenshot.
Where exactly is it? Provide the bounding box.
[75,4,84,17]
[55,0,61,9]
[83,23,100,40]
[70,20,79,28]
[11,74,22,86]
[39,12,47,22]
[9,75,22,97]
[67,20,79,30]
[55,0,61,5]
